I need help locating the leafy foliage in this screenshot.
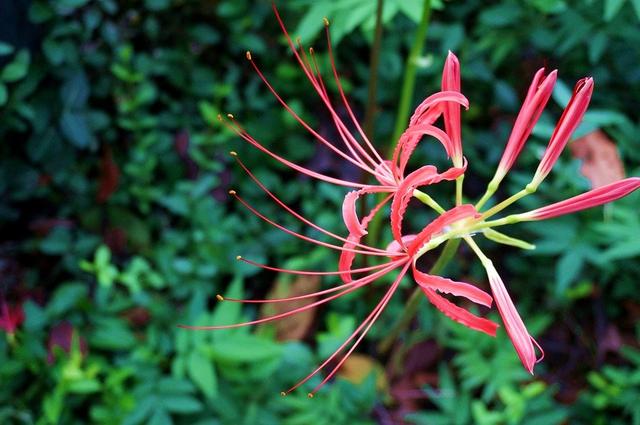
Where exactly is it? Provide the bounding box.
[0,0,638,423]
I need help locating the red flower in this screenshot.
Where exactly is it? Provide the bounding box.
[184,4,640,393]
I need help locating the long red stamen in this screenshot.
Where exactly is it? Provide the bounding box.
[220,115,380,188]
[303,46,383,175]
[223,261,403,304]
[237,256,400,276]
[306,262,410,396]
[229,191,394,256]
[232,153,389,253]
[272,5,390,177]
[178,261,408,331]
[246,57,380,176]
[323,23,390,174]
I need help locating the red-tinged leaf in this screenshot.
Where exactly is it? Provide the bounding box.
[260,275,321,341]
[97,146,120,203]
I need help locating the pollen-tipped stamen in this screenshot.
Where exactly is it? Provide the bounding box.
[232,154,391,253]
[229,190,394,256]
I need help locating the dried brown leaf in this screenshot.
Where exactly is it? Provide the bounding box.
[260,275,320,341]
[570,130,625,188]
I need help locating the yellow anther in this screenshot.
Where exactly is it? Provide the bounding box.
[217,114,223,121]
[246,51,252,60]
[280,391,286,397]
[236,255,242,260]
[322,17,329,26]
[216,294,224,301]
[228,189,236,195]
[229,151,238,156]
[307,393,314,398]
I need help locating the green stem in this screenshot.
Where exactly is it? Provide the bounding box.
[360,0,385,254]
[413,189,445,214]
[455,175,464,205]
[367,0,433,247]
[377,237,460,354]
[480,183,536,220]
[389,0,433,151]
[363,0,384,139]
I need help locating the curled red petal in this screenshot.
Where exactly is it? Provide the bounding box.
[421,287,498,336]
[394,124,455,179]
[389,165,467,248]
[339,193,395,283]
[408,91,469,127]
[412,262,493,307]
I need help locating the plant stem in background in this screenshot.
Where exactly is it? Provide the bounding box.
[363,0,384,139]
[367,0,433,248]
[377,237,460,354]
[360,0,385,266]
[389,0,433,151]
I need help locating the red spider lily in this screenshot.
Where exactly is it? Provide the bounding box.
[181,202,496,396]
[186,3,640,393]
[0,299,24,335]
[217,5,469,236]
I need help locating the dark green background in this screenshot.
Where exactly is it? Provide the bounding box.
[1,0,639,424]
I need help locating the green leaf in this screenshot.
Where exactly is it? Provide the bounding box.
[148,408,172,425]
[604,0,626,21]
[61,71,90,108]
[601,239,640,261]
[1,50,30,82]
[211,334,282,363]
[145,0,171,11]
[552,78,573,107]
[588,33,608,64]
[0,83,7,106]
[47,282,89,316]
[68,379,101,394]
[187,351,218,398]
[555,249,585,295]
[89,318,137,350]
[161,395,203,414]
[0,42,14,56]
[60,110,96,149]
[632,0,640,19]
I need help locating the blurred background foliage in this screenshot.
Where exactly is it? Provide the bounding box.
[1,0,639,423]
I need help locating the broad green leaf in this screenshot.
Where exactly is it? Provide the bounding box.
[60,110,96,149]
[0,83,7,106]
[0,42,13,56]
[161,395,203,414]
[211,334,282,363]
[555,249,585,295]
[187,351,218,398]
[47,282,89,316]
[1,50,30,82]
[604,0,626,21]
